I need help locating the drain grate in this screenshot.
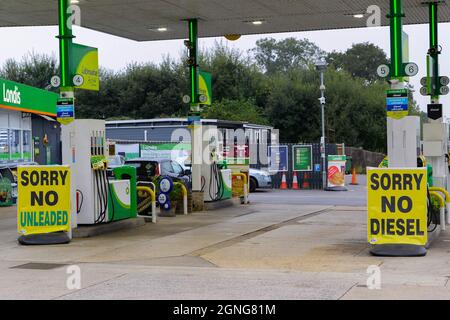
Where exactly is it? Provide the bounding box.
[10,263,67,270]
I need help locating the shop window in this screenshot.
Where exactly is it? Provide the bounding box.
[0,129,9,161]
[10,130,21,161]
[23,130,32,161]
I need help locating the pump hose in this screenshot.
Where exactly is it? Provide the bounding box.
[76,189,84,214]
[209,162,224,202]
[95,169,110,224]
[94,171,104,223]
[427,187,438,233]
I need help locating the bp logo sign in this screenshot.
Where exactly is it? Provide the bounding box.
[367,168,427,246]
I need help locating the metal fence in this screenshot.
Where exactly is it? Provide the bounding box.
[110,140,341,190]
[268,143,338,190]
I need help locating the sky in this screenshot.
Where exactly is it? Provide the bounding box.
[1,22,450,118]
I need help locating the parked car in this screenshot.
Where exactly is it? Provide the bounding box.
[124,158,190,185]
[249,168,272,192]
[5,162,38,204]
[108,155,125,169]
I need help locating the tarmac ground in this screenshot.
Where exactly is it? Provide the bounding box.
[1,175,449,300]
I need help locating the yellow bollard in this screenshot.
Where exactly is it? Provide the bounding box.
[137,186,157,223]
[429,187,450,225]
[232,173,248,204]
[174,182,188,215]
[430,191,445,231]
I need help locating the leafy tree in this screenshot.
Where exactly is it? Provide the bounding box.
[0,40,397,153]
[204,99,268,125]
[200,42,262,102]
[324,68,388,152]
[327,42,389,83]
[0,52,58,90]
[252,37,326,74]
[264,68,320,143]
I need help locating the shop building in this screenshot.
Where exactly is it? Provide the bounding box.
[0,78,60,167]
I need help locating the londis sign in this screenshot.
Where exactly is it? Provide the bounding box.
[2,83,21,105]
[367,168,427,246]
[0,78,58,116]
[17,166,71,236]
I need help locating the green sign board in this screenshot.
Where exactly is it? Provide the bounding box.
[70,43,99,91]
[328,155,347,162]
[293,145,312,172]
[199,71,212,105]
[0,78,58,116]
[140,143,191,165]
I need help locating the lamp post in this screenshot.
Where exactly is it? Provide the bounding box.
[315,58,328,190]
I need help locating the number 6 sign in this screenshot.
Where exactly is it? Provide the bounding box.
[404,63,419,77]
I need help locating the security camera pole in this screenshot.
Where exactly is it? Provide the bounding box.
[316,59,328,190]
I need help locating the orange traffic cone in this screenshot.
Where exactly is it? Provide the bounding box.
[280,172,288,190]
[292,172,299,190]
[302,173,310,189]
[350,168,359,185]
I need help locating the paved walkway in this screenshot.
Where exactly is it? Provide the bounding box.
[0,176,449,300]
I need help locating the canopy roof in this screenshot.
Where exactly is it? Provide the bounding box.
[1,1,449,41]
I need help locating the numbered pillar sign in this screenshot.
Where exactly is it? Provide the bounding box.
[377,64,390,78]
[367,168,427,246]
[404,63,419,77]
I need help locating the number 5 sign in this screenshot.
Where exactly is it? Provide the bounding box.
[377,64,390,78]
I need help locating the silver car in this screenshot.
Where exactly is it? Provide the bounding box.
[249,168,272,192]
[108,155,125,169]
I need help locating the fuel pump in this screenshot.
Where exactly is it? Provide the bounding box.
[202,126,232,202]
[61,120,137,226]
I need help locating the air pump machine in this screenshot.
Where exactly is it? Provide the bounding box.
[61,119,137,226]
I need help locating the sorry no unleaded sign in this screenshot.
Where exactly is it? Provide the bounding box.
[17,166,71,236]
[367,167,427,246]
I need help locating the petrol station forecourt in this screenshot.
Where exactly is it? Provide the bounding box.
[0,1,450,301]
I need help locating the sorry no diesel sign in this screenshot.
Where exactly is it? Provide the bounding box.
[367,168,428,246]
[17,166,71,236]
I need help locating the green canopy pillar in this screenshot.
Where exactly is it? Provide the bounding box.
[389,0,404,80]
[57,0,75,93]
[428,1,440,102]
[188,19,200,114]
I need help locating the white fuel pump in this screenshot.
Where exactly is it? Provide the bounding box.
[61,119,109,225]
[201,125,232,202]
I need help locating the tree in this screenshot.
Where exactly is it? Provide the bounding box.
[264,68,320,143]
[75,57,189,119]
[324,68,388,152]
[0,41,393,152]
[204,99,268,125]
[0,52,58,90]
[200,42,262,102]
[252,37,326,74]
[327,42,389,83]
